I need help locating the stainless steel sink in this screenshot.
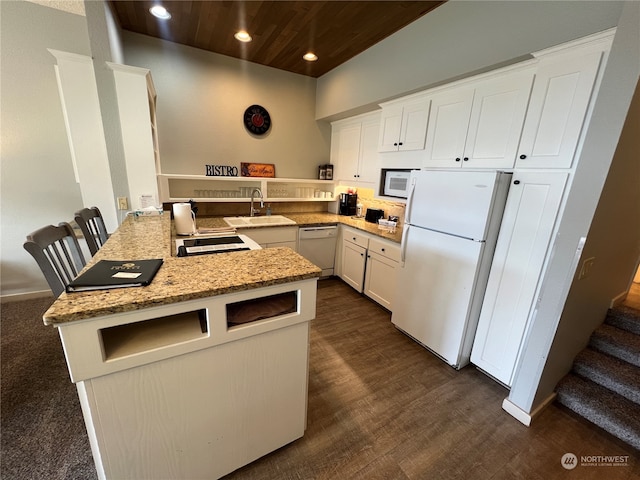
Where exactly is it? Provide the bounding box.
[223,215,297,227]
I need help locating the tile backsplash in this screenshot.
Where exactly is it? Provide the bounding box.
[162,186,406,222]
[336,186,406,223]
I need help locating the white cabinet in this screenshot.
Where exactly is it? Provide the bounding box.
[424,68,534,169]
[49,50,119,231]
[378,97,430,152]
[516,50,603,169]
[108,62,161,210]
[340,229,369,292]
[331,112,380,186]
[237,227,298,251]
[339,227,401,310]
[364,237,401,310]
[471,172,568,386]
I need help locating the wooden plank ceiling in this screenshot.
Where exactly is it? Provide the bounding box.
[109,1,445,77]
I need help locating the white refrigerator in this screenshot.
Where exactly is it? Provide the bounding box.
[392,169,512,369]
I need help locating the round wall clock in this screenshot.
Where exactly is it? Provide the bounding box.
[243,104,271,135]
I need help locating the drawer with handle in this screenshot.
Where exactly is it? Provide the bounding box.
[368,237,401,263]
[343,228,369,249]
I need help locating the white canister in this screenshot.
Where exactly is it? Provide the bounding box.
[173,202,196,235]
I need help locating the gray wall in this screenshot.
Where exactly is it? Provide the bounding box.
[316,0,623,120]
[121,32,331,180]
[84,0,128,204]
[0,0,90,296]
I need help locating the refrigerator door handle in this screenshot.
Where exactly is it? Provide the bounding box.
[404,180,417,224]
[400,224,410,264]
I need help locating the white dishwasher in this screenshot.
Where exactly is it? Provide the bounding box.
[298,226,337,277]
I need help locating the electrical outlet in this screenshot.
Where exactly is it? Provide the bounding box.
[117,197,129,210]
[578,256,595,280]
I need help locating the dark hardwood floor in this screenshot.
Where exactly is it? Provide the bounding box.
[224,278,639,479]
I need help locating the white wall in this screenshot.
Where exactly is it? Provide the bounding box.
[316,0,623,120]
[0,1,90,297]
[121,32,331,180]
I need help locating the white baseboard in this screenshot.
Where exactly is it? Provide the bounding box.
[610,291,627,308]
[1,290,53,303]
[502,393,557,427]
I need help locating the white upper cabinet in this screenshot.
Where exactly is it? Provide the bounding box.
[516,50,603,169]
[331,112,380,186]
[424,68,535,169]
[378,97,430,152]
[423,87,474,167]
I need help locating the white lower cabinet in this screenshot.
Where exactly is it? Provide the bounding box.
[364,237,401,310]
[471,172,568,386]
[341,229,369,292]
[238,227,298,251]
[340,226,400,311]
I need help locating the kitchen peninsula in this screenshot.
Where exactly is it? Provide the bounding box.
[43,214,322,480]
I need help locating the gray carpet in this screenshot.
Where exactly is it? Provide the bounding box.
[556,305,640,451]
[0,297,97,480]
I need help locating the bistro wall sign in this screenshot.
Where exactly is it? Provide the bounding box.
[205,165,239,176]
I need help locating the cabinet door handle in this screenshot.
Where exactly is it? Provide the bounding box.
[398,142,403,146]
[514,180,521,185]
[463,157,469,161]
[353,237,356,241]
[455,157,461,162]
[394,142,398,146]
[381,248,385,252]
[519,154,527,159]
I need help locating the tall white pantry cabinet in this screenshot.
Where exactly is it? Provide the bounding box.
[470,33,611,386]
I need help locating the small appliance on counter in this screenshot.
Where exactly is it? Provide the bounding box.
[175,235,261,257]
[365,208,384,223]
[339,193,357,216]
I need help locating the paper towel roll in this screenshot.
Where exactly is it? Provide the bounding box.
[173,203,195,235]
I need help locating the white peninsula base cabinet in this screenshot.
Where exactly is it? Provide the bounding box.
[56,280,317,480]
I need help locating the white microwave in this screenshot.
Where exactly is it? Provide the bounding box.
[380,169,413,198]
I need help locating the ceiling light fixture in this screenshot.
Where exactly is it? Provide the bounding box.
[303,52,318,62]
[234,31,252,43]
[149,5,171,20]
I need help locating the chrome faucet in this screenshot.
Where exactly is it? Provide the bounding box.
[250,188,264,216]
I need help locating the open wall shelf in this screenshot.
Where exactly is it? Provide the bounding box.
[158,174,336,203]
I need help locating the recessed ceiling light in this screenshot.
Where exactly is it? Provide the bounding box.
[303,52,318,62]
[149,5,171,20]
[234,31,252,43]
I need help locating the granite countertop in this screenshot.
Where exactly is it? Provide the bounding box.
[43,212,402,326]
[43,215,322,326]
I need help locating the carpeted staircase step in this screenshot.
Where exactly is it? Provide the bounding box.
[556,374,640,450]
[589,324,640,367]
[606,305,640,336]
[573,348,640,405]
